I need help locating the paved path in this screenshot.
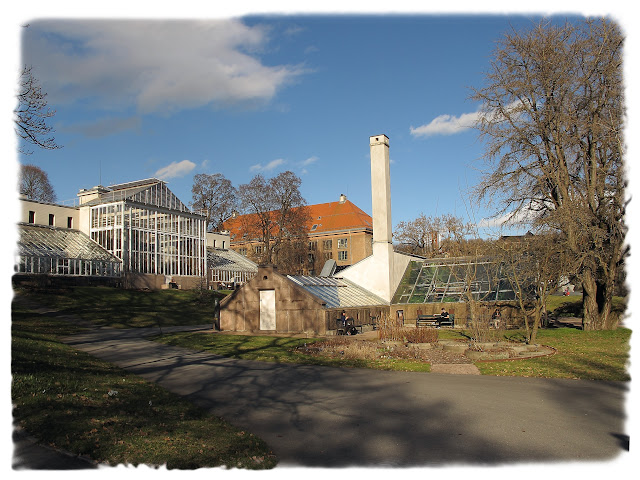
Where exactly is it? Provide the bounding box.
[49,326,630,468]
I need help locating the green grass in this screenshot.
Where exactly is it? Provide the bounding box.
[544,294,627,318]
[20,285,222,328]
[475,327,631,381]
[11,295,277,469]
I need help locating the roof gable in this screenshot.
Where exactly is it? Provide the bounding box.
[80,180,192,212]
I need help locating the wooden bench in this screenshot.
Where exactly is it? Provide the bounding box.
[416,314,455,328]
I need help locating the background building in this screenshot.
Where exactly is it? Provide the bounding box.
[223,194,373,274]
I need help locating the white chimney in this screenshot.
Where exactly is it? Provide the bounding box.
[338,134,410,304]
[339,193,347,204]
[370,135,392,245]
[369,134,395,301]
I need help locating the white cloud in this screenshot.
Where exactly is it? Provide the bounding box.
[477,201,546,229]
[154,160,196,180]
[249,158,285,172]
[23,19,305,114]
[300,156,318,167]
[410,110,483,137]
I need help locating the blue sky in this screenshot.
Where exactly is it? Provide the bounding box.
[6,3,637,239]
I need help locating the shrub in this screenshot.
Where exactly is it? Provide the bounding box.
[377,315,405,341]
[404,327,438,344]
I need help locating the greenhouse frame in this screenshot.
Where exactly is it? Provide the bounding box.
[392,257,517,304]
[16,223,122,277]
[81,179,207,278]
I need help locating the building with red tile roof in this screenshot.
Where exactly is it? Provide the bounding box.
[222,194,373,273]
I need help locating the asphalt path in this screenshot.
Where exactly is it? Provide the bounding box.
[46,326,631,469]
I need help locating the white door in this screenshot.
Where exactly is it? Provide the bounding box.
[259,290,276,330]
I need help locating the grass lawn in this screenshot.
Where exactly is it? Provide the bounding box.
[19,285,221,328]
[437,327,631,381]
[475,327,631,381]
[152,327,630,381]
[11,293,277,469]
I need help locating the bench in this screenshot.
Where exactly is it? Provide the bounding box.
[416,314,455,328]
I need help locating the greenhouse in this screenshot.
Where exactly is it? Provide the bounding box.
[391,257,516,304]
[81,179,207,278]
[16,223,122,277]
[207,247,258,287]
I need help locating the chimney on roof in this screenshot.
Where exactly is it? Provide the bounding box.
[339,193,347,204]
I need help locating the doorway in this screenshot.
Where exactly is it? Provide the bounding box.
[259,290,276,330]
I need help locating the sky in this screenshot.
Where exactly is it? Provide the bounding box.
[8,2,636,240]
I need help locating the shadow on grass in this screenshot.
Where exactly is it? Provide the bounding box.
[17,286,223,329]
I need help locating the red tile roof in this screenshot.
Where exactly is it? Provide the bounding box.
[222,199,372,242]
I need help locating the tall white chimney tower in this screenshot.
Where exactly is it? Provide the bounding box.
[339,134,411,303]
[369,134,395,301]
[370,135,392,245]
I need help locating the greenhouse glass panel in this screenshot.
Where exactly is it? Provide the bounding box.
[392,258,516,304]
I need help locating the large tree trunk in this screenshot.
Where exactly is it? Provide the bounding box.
[582,269,618,331]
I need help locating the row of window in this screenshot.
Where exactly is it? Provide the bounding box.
[28,211,74,229]
[15,256,121,277]
[310,238,348,250]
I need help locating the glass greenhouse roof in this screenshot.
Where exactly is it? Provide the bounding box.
[288,275,388,309]
[81,179,193,213]
[392,257,516,304]
[17,223,121,262]
[207,248,258,273]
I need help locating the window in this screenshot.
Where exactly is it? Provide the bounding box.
[324,252,333,260]
[254,245,263,254]
[338,251,348,261]
[311,224,318,231]
[308,241,317,251]
[49,214,55,226]
[323,239,332,250]
[67,217,73,228]
[338,238,348,249]
[239,248,247,256]
[28,211,35,223]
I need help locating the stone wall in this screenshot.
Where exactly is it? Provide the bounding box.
[220,265,327,334]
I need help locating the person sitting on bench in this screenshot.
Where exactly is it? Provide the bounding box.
[440,308,449,319]
[344,313,358,335]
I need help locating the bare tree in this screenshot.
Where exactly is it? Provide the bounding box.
[19,164,56,203]
[237,171,309,272]
[493,233,570,344]
[15,66,61,155]
[191,173,238,232]
[395,213,473,257]
[471,18,626,330]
